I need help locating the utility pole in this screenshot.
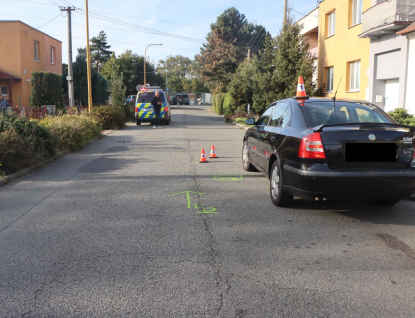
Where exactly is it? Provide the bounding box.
[247,47,251,61]
[85,0,93,112]
[283,0,288,28]
[61,6,75,107]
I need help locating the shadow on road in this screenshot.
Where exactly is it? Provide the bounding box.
[285,198,415,226]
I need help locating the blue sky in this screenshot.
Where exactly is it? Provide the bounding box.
[1,0,318,66]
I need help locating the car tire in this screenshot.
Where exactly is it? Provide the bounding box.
[165,119,170,125]
[242,141,258,172]
[136,120,141,126]
[270,160,293,207]
[376,199,400,205]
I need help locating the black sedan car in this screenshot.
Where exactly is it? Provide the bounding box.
[242,98,415,207]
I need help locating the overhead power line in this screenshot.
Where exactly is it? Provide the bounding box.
[74,9,204,44]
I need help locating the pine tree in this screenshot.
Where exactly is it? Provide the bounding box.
[198,7,266,93]
[90,31,112,73]
[272,17,314,100]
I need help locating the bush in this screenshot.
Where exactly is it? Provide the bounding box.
[212,94,217,112]
[91,105,126,130]
[39,115,102,151]
[387,108,415,126]
[31,71,64,110]
[216,93,225,115]
[223,93,236,118]
[0,114,59,175]
[124,101,136,122]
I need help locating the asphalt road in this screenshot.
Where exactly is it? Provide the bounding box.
[1,104,415,317]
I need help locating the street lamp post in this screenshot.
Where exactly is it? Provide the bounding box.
[144,43,162,86]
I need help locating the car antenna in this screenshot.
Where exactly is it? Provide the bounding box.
[331,78,341,119]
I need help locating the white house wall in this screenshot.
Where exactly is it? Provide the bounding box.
[368,34,408,111]
[405,34,415,115]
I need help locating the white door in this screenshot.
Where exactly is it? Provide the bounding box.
[384,79,399,113]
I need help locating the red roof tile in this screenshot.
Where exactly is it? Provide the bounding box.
[397,21,415,35]
[0,71,21,81]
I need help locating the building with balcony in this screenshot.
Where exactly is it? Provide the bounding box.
[359,0,415,113]
[317,0,372,101]
[297,8,319,87]
[0,21,62,107]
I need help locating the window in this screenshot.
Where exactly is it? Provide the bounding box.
[351,0,362,26]
[269,104,287,127]
[269,103,291,127]
[50,46,55,64]
[256,106,275,126]
[300,101,395,127]
[326,66,334,92]
[137,91,166,103]
[326,11,335,37]
[34,41,39,61]
[1,86,8,96]
[349,60,360,91]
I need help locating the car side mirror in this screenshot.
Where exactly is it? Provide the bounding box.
[245,118,256,125]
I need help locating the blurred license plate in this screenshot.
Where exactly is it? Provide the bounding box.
[345,143,396,162]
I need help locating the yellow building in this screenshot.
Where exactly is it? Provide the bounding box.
[318,0,371,100]
[0,21,62,107]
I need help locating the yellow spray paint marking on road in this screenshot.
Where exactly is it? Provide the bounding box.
[171,191,218,214]
[213,175,243,181]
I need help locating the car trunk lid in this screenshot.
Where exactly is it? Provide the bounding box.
[315,123,415,170]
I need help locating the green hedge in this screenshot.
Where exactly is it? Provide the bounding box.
[387,108,415,126]
[91,105,126,130]
[40,115,102,151]
[212,95,216,113]
[215,94,225,115]
[223,93,235,118]
[0,114,59,175]
[31,71,64,110]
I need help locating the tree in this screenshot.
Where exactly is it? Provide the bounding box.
[73,48,109,105]
[198,7,267,93]
[157,55,192,93]
[107,70,126,108]
[272,17,314,100]
[90,31,112,73]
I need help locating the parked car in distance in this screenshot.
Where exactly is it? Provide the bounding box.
[172,94,190,105]
[242,97,415,207]
[125,95,136,103]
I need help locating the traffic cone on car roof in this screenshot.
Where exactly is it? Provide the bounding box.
[209,145,217,158]
[200,149,207,163]
[296,76,307,105]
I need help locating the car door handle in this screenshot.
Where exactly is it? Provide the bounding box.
[270,136,276,142]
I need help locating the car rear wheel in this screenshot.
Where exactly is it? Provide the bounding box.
[136,120,141,126]
[242,141,257,172]
[270,160,293,207]
[376,199,400,205]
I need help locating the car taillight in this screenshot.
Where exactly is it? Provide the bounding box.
[411,147,415,168]
[299,132,326,159]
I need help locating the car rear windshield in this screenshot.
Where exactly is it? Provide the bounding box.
[137,92,165,103]
[300,101,395,127]
[181,95,189,98]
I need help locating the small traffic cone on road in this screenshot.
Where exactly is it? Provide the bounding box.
[200,149,207,163]
[209,145,217,158]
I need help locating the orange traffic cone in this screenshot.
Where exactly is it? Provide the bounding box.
[296,76,307,105]
[200,149,207,163]
[209,145,217,158]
